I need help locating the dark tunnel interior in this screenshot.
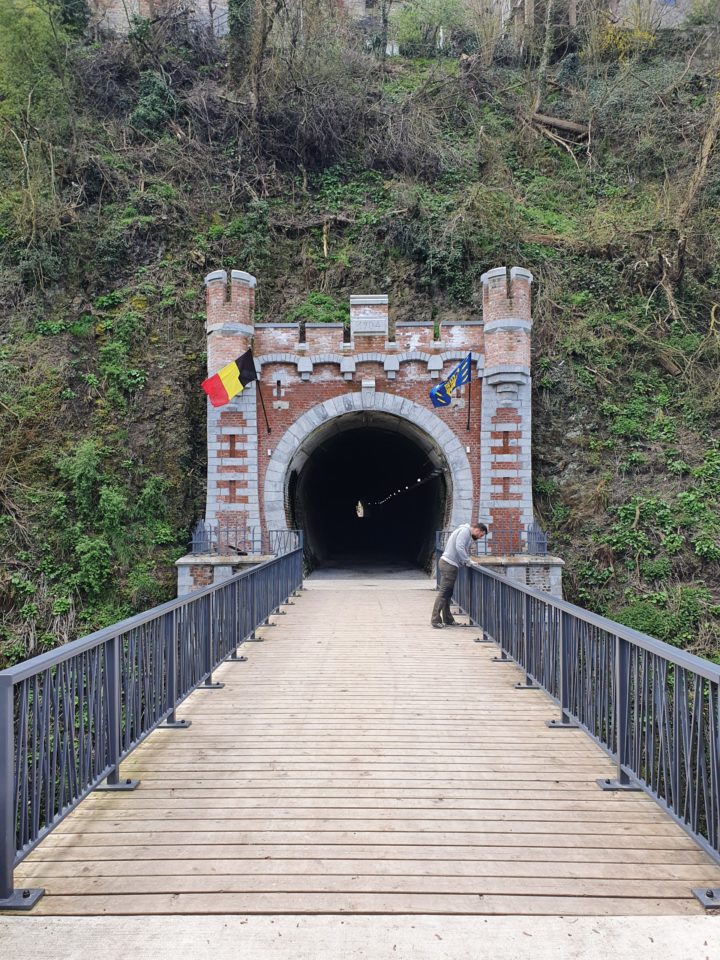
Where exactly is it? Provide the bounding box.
[289,419,448,570]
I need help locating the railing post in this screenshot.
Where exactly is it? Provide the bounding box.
[597,635,640,791]
[473,569,493,643]
[0,676,43,909]
[515,592,540,690]
[489,578,512,662]
[228,581,248,663]
[201,592,225,689]
[96,636,139,792]
[159,609,191,728]
[546,611,578,729]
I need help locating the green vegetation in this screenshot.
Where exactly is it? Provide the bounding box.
[1,1,720,664]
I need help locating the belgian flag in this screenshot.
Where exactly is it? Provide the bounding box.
[202,348,258,408]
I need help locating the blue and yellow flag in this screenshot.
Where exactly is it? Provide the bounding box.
[429,354,472,408]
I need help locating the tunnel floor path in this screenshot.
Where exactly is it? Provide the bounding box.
[14,575,720,916]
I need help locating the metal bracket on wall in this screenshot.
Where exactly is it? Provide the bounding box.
[0,888,45,910]
[692,888,720,909]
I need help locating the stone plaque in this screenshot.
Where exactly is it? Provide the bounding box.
[350,295,389,338]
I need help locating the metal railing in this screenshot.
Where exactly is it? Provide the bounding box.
[190,520,301,558]
[525,521,549,556]
[450,560,720,867]
[0,544,303,909]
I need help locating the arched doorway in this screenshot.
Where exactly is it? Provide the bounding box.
[263,393,474,570]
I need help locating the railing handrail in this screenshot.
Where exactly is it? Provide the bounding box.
[464,558,720,684]
[0,549,298,684]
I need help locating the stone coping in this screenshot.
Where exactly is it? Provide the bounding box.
[175,554,274,567]
[471,555,565,566]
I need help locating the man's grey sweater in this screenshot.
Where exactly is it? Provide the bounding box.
[440,524,474,568]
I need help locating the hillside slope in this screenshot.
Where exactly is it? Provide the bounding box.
[1,7,719,665]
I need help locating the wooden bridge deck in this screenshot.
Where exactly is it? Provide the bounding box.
[15,574,720,916]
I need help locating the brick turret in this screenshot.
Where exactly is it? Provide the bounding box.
[204,269,260,540]
[479,266,534,554]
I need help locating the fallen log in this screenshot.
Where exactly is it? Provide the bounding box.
[532,112,589,137]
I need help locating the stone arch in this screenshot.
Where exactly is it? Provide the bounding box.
[263,391,474,532]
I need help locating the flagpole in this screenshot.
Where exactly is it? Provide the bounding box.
[256,380,271,434]
[466,359,472,431]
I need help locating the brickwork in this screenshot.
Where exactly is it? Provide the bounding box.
[478,267,534,554]
[202,264,535,557]
[204,270,260,533]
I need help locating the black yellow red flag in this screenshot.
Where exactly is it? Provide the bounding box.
[202,348,257,407]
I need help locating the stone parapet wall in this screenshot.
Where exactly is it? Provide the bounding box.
[472,555,565,598]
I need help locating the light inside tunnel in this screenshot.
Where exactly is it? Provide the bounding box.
[287,413,448,570]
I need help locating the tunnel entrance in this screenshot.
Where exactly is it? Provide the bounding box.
[287,412,449,571]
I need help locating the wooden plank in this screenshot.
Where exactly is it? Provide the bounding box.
[113,776,616,787]
[70,804,671,822]
[117,764,611,774]
[40,829,700,849]
[54,818,683,837]
[82,794,660,810]
[11,873,711,899]
[17,857,718,883]
[94,787,627,800]
[16,892,705,917]
[22,842,714,865]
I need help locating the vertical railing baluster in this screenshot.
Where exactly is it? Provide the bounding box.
[547,611,577,730]
[515,592,539,690]
[597,635,640,792]
[201,591,224,689]
[160,610,191,729]
[95,637,138,793]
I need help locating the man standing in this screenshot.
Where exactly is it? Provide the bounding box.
[431,521,488,628]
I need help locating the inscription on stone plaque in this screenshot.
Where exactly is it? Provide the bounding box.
[350,295,389,338]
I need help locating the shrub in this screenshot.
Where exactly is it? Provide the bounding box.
[75,535,113,595]
[59,440,104,521]
[130,71,176,137]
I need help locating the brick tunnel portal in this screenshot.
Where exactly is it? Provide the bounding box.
[286,412,449,570]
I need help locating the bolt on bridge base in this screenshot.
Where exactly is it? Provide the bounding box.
[0,888,44,910]
[692,887,720,909]
[596,776,642,792]
[546,717,579,730]
[159,718,192,729]
[95,777,140,792]
[514,680,542,690]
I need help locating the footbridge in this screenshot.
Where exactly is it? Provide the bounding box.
[2,546,720,918]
